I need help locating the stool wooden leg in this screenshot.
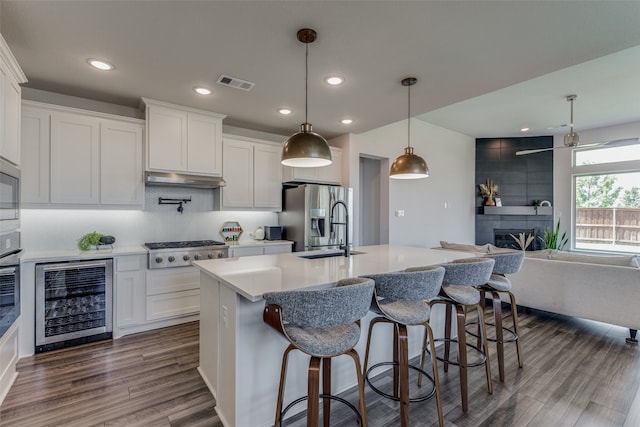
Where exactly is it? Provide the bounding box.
[455,304,469,412]
[308,356,321,427]
[322,358,331,427]
[477,290,486,349]
[398,324,410,427]
[347,349,368,427]
[425,323,445,427]
[363,318,384,376]
[508,290,524,367]
[393,324,400,399]
[275,345,295,427]
[491,290,505,381]
[444,303,452,373]
[477,305,493,394]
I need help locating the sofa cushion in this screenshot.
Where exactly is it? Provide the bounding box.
[487,244,519,254]
[548,251,639,267]
[440,241,489,253]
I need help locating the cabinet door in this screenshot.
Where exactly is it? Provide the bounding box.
[0,64,21,165]
[21,107,51,204]
[229,246,264,257]
[146,105,187,171]
[50,113,100,204]
[187,112,222,175]
[253,143,282,210]
[100,119,143,206]
[317,148,343,184]
[115,270,146,328]
[221,138,253,208]
[263,244,292,255]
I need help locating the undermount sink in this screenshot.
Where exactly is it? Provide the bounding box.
[297,250,366,259]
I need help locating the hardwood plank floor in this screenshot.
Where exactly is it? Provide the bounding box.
[1,307,638,426]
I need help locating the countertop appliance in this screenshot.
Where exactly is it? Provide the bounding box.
[279,184,353,252]
[143,240,228,269]
[263,226,282,241]
[35,258,113,353]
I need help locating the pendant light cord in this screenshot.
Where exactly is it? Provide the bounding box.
[570,97,574,133]
[407,82,411,149]
[305,41,309,124]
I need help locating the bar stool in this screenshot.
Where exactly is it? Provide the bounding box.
[263,277,375,427]
[474,250,525,381]
[361,268,445,427]
[422,257,495,413]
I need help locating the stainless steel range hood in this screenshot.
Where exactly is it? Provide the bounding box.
[145,171,226,188]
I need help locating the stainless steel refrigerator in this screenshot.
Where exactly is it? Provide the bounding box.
[279,184,353,252]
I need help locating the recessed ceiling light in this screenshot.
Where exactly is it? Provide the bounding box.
[278,108,292,115]
[341,119,353,125]
[194,87,212,95]
[520,127,530,132]
[325,76,344,86]
[87,59,114,71]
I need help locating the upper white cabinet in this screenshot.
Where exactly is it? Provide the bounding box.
[21,102,144,208]
[282,147,343,185]
[142,98,226,176]
[218,135,282,211]
[0,35,27,166]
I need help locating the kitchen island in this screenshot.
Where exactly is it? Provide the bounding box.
[193,245,474,427]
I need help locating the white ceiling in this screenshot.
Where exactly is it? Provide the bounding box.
[2,1,640,141]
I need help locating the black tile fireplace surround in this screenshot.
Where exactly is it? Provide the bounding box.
[494,228,539,251]
[475,137,553,249]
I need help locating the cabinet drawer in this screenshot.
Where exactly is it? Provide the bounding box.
[146,289,200,321]
[146,267,200,295]
[116,255,145,272]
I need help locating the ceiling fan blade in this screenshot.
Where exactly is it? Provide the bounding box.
[598,137,639,147]
[515,147,555,156]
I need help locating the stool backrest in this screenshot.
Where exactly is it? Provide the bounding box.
[440,257,495,287]
[484,251,524,275]
[263,278,375,328]
[361,267,445,302]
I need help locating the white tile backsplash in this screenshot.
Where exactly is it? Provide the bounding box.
[21,186,278,251]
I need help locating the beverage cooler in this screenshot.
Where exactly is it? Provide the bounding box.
[35,259,113,352]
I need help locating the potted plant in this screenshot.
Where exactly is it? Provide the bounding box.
[540,218,568,250]
[479,179,499,206]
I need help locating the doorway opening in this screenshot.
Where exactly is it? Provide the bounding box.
[359,156,389,246]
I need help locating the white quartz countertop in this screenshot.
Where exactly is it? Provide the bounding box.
[21,246,147,263]
[193,245,476,302]
[226,240,293,248]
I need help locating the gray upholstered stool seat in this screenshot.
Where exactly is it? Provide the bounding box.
[474,250,525,381]
[361,267,445,427]
[418,257,495,413]
[263,277,375,427]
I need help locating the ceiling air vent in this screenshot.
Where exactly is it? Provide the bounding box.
[216,74,255,91]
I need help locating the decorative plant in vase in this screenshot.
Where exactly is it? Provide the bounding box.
[479,179,499,206]
[510,232,534,251]
[540,218,568,250]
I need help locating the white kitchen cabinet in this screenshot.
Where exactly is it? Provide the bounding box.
[114,255,146,331]
[0,37,27,166]
[142,98,225,176]
[50,112,101,204]
[282,146,343,185]
[228,242,292,257]
[20,102,144,208]
[21,106,50,204]
[145,267,200,322]
[100,119,144,205]
[218,135,282,211]
[0,321,18,406]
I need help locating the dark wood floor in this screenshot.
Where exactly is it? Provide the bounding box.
[1,307,639,426]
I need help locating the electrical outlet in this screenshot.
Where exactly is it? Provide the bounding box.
[395,210,405,217]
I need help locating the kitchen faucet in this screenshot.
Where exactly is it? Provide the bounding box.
[330,200,350,257]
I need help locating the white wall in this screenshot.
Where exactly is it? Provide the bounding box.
[340,119,476,248]
[554,120,640,249]
[21,186,278,251]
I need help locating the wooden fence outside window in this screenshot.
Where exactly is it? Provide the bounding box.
[575,208,640,247]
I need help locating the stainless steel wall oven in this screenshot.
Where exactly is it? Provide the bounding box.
[0,157,20,231]
[35,259,113,352]
[0,250,20,340]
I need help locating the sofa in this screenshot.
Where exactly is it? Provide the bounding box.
[437,241,640,342]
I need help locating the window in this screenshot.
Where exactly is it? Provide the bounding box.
[572,145,640,254]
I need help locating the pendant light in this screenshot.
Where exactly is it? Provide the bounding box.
[389,77,429,179]
[563,94,579,147]
[281,28,332,168]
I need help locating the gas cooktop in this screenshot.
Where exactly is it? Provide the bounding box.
[143,240,226,250]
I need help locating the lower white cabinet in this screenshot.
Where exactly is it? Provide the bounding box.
[0,321,19,405]
[228,242,292,258]
[114,255,146,330]
[145,267,200,321]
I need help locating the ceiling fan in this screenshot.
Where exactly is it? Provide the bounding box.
[516,94,639,156]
